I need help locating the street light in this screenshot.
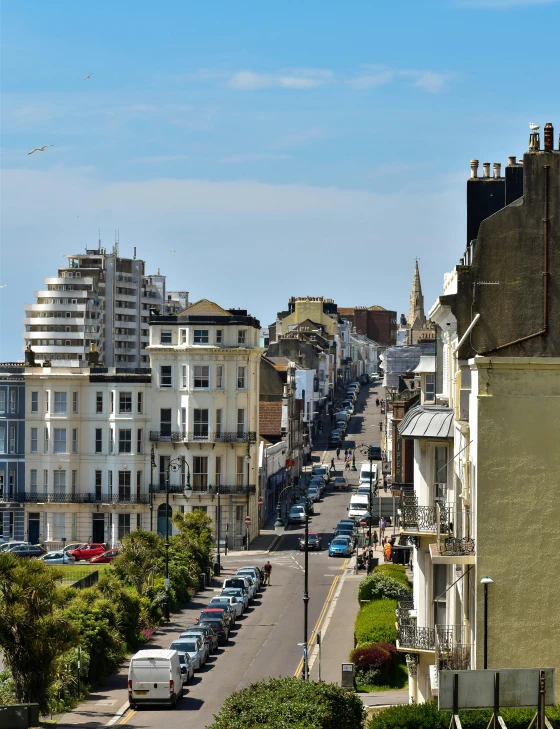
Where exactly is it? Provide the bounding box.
[480,576,494,669]
[163,456,192,621]
[245,449,251,551]
[274,484,310,680]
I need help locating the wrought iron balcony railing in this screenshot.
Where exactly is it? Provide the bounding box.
[149,484,256,495]
[398,624,436,651]
[396,596,415,624]
[399,492,453,534]
[17,492,150,505]
[398,622,473,667]
[150,431,257,444]
[440,537,475,556]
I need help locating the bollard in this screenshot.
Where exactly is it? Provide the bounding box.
[198,573,206,591]
[206,566,212,584]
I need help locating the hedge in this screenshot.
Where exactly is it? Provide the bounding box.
[350,642,397,685]
[355,599,397,645]
[209,676,366,729]
[358,572,411,603]
[367,700,560,729]
[373,564,411,586]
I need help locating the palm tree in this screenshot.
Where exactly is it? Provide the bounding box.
[113,531,164,595]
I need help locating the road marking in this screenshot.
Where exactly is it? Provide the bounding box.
[117,709,136,725]
[269,534,284,553]
[106,700,131,726]
[293,573,340,679]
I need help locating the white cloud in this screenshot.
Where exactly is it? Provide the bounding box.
[350,66,451,93]
[227,69,334,90]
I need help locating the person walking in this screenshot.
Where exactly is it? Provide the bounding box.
[376,398,380,407]
[379,517,386,541]
[330,458,335,472]
[383,540,392,563]
[383,476,388,493]
[263,560,272,586]
[344,448,348,459]
[336,447,341,459]
[372,530,379,550]
[345,457,351,471]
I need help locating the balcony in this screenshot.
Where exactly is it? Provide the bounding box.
[15,492,150,505]
[150,484,256,496]
[398,491,453,536]
[397,623,472,668]
[149,431,257,444]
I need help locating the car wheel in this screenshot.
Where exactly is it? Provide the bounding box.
[129,704,136,711]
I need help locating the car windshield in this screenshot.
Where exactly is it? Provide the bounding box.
[200,612,223,621]
[291,506,305,512]
[171,642,196,652]
[332,538,349,546]
[211,598,229,604]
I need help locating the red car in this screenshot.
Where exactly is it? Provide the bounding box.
[89,548,120,564]
[68,543,107,561]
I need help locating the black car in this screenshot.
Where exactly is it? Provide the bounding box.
[199,618,229,645]
[9,545,46,558]
[335,528,358,547]
[298,532,323,551]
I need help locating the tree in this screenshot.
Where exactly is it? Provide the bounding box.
[0,553,75,712]
[113,530,164,595]
[172,509,214,572]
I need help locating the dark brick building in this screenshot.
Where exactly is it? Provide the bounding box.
[338,306,397,345]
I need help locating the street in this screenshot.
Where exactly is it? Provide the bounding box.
[60,381,385,729]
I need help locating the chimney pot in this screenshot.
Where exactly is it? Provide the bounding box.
[470,160,479,179]
[482,162,491,178]
[493,162,501,179]
[544,122,554,152]
[508,156,517,166]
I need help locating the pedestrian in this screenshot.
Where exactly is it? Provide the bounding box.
[379,517,386,541]
[344,448,348,459]
[263,560,272,586]
[372,530,379,550]
[336,447,341,459]
[330,458,335,472]
[384,540,392,563]
[345,458,351,471]
[376,398,380,407]
[383,477,388,493]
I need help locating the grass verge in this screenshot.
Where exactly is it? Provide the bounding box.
[356,662,408,693]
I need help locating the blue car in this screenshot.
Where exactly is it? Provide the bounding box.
[328,537,352,557]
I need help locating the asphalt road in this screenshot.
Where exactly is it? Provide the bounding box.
[62,380,385,729]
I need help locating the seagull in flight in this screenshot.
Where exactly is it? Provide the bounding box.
[28,145,53,155]
[170,249,177,253]
[529,122,540,132]
[84,73,93,80]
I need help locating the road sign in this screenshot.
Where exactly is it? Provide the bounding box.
[286,459,295,467]
[244,516,252,526]
[164,578,170,589]
[359,518,368,528]
[258,496,264,507]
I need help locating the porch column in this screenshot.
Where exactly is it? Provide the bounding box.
[405,653,419,703]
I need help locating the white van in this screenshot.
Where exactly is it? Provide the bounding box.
[128,649,184,709]
[348,494,371,521]
[359,462,378,485]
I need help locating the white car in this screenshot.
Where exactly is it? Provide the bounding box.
[209,595,243,619]
[169,638,204,670]
[223,576,254,602]
[289,505,306,524]
[179,631,210,664]
[236,573,257,601]
[237,565,263,588]
[40,550,76,565]
[221,587,248,611]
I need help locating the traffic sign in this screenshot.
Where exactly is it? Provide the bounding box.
[258,496,264,507]
[244,516,252,526]
[359,518,368,528]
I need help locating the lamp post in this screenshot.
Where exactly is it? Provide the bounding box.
[215,485,221,576]
[274,484,310,680]
[481,576,494,669]
[245,448,251,551]
[163,456,192,621]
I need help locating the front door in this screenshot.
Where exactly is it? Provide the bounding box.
[28,513,40,544]
[92,514,105,543]
[157,504,172,538]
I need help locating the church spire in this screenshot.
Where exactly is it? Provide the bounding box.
[407,259,426,328]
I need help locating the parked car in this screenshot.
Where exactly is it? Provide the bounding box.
[178,631,210,664]
[298,532,323,551]
[40,550,76,565]
[222,577,250,601]
[62,542,85,553]
[308,477,326,496]
[342,403,355,415]
[236,573,257,601]
[89,548,121,564]
[221,587,249,611]
[198,617,229,644]
[288,505,306,524]
[209,595,243,619]
[333,477,348,491]
[0,541,28,552]
[177,652,195,684]
[9,544,46,558]
[237,565,263,589]
[306,488,320,504]
[335,519,359,535]
[200,606,234,630]
[311,464,331,483]
[169,638,204,670]
[328,537,353,557]
[294,496,314,516]
[183,624,219,654]
[128,649,184,709]
[68,543,107,561]
[334,528,358,548]
[328,433,342,448]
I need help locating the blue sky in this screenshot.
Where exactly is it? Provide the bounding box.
[1,0,559,359]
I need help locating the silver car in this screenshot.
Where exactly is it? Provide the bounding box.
[169,638,204,670]
[179,631,210,663]
[40,550,76,565]
[221,587,248,611]
[209,595,243,619]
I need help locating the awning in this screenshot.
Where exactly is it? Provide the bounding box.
[413,356,436,374]
[398,405,453,440]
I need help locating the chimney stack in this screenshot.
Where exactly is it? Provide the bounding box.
[482,162,491,179]
[470,160,479,179]
[508,156,517,166]
[87,342,99,367]
[24,344,36,367]
[493,163,502,179]
[544,122,554,152]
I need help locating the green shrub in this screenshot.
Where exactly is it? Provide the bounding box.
[367,701,560,729]
[373,564,410,588]
[355,599,397,645]
[209,676,365,729]
[358,573,411,603]
[350,642,397,686]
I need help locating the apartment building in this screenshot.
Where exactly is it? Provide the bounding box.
[23,243,187,367]
[0,364,26,541]
[147,299,263,548]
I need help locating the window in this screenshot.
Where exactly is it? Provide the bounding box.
[215,409,223,437]
[118,514,131,540]
[45,391,49,412]
[109,428,114,454]
[160,409,172,438]
[235,505,244,535]
[193,365,210,388]
[216,365,224,389]
[53,470,66,494]
[179,329,187,345]
[95,428,102,454]
[0,391,5,413]
[72,392,78,413]
[72,428,78,454]
[137,392,143,414]
[31,391,38,413]
[118,471,131,500]
[181,408,187,436]
[137,428,143,454]
[30,428,38,453]
[95,470,102,500]
[72,470,77,494]
[181,365,187,389]
[96,392,103,413]
[193,409,209,439]
[237,366,246,389]
[216,329,223,344]
[237,408,245,437]
[119,392,132,413]
[0,426,5,454]
[137,513,142,530]
[238,330,246,345]
[160,330,172,345]
[236,456,245,487]
[44,427,49,453]
[160,365,172,388]
[54,392,67,414]
[30,469,38,493]
[53,513,66,541]
[53,428,67,454]
[433,564,447,626]
[193,456,208,490]
[9,390,17,414]
[43,470,48,490]
[434,446,448,501]
[215,456,222,486]
[425,374,435,403]
[110,392,114,413]
[118,429,132,454]
[194,329,209,344]
[9,427,16,454]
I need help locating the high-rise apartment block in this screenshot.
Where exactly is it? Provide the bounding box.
[23,243,187,367]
